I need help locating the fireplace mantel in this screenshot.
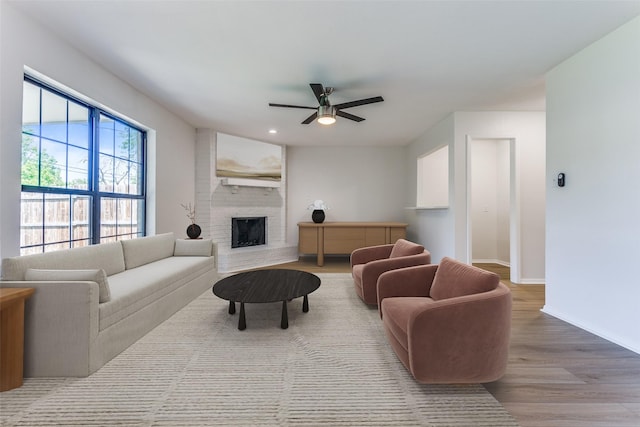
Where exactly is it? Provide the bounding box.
[221,177,281,189]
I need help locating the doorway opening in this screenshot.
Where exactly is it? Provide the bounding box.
[467,137,520,283]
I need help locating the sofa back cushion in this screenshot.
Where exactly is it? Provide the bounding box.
[174,239,213,257]
[389,239,424,258]
[1,241,125,281]
[429,257,500,301]
[120,232,175,270]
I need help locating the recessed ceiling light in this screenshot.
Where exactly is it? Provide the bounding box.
[268,129,277,134]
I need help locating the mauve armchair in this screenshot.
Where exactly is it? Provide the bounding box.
[351,239,431,305]
[378,257,512,384]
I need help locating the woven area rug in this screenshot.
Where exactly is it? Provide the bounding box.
[1,273,518,426]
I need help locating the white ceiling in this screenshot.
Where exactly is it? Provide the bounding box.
[10,0,640,147]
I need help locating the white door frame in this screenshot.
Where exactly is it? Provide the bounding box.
[465,135,521,283]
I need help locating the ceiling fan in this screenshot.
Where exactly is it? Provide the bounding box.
[269,83,384,125]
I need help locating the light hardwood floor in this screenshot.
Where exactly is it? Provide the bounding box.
[259,257,640,427]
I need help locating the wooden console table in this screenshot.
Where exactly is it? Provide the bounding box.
[298,222,407,266]
[0,288,35,392]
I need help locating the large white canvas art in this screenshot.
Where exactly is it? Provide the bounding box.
[216,133,282,181]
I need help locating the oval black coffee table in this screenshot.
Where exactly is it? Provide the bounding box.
[212,269,321,330]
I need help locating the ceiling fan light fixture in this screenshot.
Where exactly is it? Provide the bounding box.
[317,105,336,125]
[268,83,383,125]
[317,114,336,125]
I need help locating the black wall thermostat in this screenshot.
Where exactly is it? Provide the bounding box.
[557,173,565,187]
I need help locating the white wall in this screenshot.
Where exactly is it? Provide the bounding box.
[496,139,511,263]
[0,3,196,262]
[404,115,456,263]
[286,146,406,246]
[545,16,640,353]
[404,111,545,282]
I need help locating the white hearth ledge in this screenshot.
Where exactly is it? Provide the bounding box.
[217,244,298,273]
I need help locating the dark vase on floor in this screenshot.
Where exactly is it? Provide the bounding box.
[186,223,202,239]
[311,209,325,224]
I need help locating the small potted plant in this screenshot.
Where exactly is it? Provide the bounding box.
[181,202,201,239]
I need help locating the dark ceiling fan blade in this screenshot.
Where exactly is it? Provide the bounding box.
[269,103,317,110]
[334,96,384,110]
[301,111,318,124]
[310,83,325,103]
[336,110,365,122]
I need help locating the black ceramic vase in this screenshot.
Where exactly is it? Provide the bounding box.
[311,209,325,224]
[186,223,202,239]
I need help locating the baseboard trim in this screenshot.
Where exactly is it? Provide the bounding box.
[542,305,640,356]
[517,278,545,285]
[472,258,510,267]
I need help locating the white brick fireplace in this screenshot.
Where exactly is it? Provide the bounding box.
[195,130,297,272]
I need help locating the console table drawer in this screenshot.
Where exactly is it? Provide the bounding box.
[389,227,406,243]
[365,227,386,246]
[298,227,319,254]
[324,227,365,253]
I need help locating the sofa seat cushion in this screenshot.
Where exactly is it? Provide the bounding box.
[352,264,364,284]
[351,264,365,299]
[99,256,214,330]
[382,297,436,353]
[1,241,125,280]
[429,257,499,301]
[381,297,414,352]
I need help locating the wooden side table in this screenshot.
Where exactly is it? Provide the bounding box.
[0,288,35,392]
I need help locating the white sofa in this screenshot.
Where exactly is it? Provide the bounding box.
[0,232,218,377]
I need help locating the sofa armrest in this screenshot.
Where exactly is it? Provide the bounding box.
[377,264,437,316]
[362,252,431,285]
[0,281,100,377]
[211,241,218,270]
[350,244,394,267]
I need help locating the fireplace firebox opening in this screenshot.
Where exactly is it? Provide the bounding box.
[231,217,266,248]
